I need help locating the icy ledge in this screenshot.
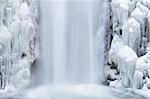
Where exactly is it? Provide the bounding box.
[0,0,39,91]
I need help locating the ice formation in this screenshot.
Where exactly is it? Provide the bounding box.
[133,70,143,89]
[0,0,39,90]
[108,35,138,87]
[105,0,150,90]
[122,18,141,55]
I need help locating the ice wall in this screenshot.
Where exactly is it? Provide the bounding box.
[0,0,39,90]
[106,0,150,90]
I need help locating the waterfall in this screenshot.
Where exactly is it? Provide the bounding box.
[38,0,107,85]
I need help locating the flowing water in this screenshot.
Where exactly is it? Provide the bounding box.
[38,0,107,85]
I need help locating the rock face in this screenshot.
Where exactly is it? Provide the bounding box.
[0,0,39,90]
[105,0,150,90]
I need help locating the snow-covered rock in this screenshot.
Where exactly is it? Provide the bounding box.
[133,70,143,89]
[136,2,150,16]
[111,0,129,25]
[0,0,39,91]
[107,0,150,91]
[19,2,31,20]
[109,35,138,87]
[136,52,150,73]
[122,18,141,55]
[4,6,13,27]
[131,7,145,38]
[11,58,30,89]
[135,52,150,89]
[129,1,136,15]
[146,79,150,89]
[109,35,124,64]
[142,0,150,9]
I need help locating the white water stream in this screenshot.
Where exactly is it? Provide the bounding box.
[39,0,106,85]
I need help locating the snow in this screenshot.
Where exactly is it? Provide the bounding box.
[111,0,129,25]
[136,2,150,16]
[19,2,31,20]
[0,0,39,91]
[131,7,145,41]
[130,7,144,26]
[0,26,12,39]
[142,0,150,9]
[109,35,138,87]
[108,35,124,64]
[122,18,141,54]
[136,52,150,73]
[0,85,146,99]
[107,0,150,91]
[129,1,136,15]
[133,70,143,89]
[4,6,13,27]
